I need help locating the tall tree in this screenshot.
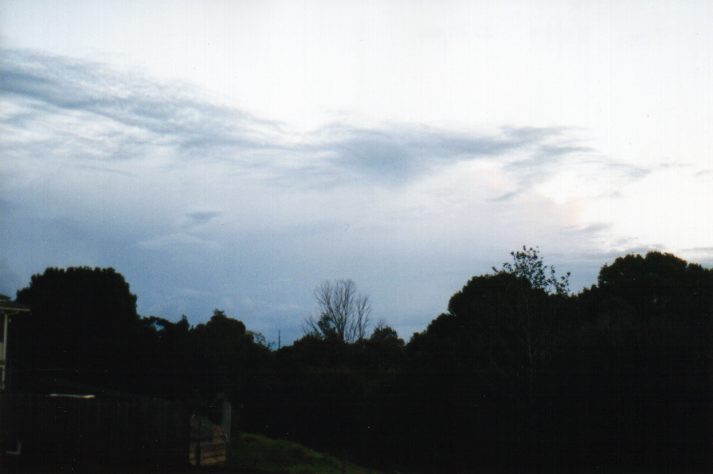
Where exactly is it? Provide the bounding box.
[572,251,713,470]
[304,279,371,343]
[405,248,573,469]
[11,267,144,390]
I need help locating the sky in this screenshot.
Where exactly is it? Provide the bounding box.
[1,0,712,344]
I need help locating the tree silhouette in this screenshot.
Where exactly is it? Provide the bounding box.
[304,279,371,343]
[496,245,570,295]
[569,251,713,470]
[6,250,711,472]
[11,267,144,390]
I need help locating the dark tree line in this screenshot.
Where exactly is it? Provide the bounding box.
[8,268,269,404]
[6,250,713,472]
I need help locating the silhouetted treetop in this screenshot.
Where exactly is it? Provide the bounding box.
[369,323,403,346]
[594,251,713,321]
[304,279,371,343]
[495,246,570,295]
[12,267,143,388]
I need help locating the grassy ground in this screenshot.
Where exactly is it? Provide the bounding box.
[230,432,376,474]
[0,432,377,473]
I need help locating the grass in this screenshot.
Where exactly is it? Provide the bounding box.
[230,432,376,474]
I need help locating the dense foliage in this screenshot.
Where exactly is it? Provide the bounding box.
[7,251,713,472]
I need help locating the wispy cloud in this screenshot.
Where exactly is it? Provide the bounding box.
[490,132,651,202]
[308,124,570,185]
[1,48,667,337]
[2,48,616,192]
[1,48,278,156]
[185,211,222,226]
[1,50,632,226]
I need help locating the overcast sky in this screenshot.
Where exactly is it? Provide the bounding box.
[1,0,712,343]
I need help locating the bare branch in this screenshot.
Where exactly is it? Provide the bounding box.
[305,279,372,343]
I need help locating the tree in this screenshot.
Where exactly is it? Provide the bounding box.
[304,279,371,343]
[369,322,403,346]
[496,246,570,295]
[572,252,713,469]
[407,247,572,406]
[12,267,144,390]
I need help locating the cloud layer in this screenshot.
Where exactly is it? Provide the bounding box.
[2,48,705,343]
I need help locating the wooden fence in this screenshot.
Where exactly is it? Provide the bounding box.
[189,415,229,467]
[0,392,189,468]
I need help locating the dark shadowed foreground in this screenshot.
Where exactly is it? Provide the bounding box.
[2,250,711,472]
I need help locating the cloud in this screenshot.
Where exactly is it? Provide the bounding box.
[185,211,222,226]
[1,47,673,342]
[1,48,623,195]
[563,222,612,236]
[490,132,652,202]
[0,48,282,172]
[309,125,567,185]
[137,233,220,251]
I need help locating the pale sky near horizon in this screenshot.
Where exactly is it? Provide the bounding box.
[1,1,712,343]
